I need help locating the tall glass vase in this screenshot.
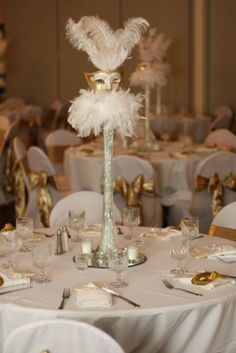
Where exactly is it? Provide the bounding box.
[97,127,117,267]
[144,84,152,148]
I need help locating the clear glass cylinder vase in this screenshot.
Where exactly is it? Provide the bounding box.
[96,127,117,267]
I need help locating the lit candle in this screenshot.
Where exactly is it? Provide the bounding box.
[128,246,139,261]
[81,240,92,254]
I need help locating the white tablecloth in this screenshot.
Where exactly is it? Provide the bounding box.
[64,142,212,206]
[0,230,236,353]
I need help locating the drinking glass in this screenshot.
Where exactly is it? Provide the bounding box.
[109,247,128,288]
[181,217,199,252]
[0,232,22,270]
[16,217,33,252]
[122,207,141,239]
[32,244,53,283]
[170,235,189,275]
[68,209,85,242]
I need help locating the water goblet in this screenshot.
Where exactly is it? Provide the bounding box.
[68,209,85,242]
[0,231,22,270]
[122,207,141,239]
[181,217,199,253]
[170,235,189,275]
[16,217,33,252]
[32,244,53,283]
[109,247,128,288]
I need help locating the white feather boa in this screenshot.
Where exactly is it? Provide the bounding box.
[68,89,143,137]
[130,61,170,88]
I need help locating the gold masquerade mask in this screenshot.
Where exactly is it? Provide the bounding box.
[85,70,121,92]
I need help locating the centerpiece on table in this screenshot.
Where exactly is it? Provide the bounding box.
[130,28,171,150]
[66,16,149,267]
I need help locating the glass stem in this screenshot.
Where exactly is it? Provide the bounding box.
[116,271,122,284]
[177,259,182,270]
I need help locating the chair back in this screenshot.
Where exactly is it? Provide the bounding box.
[50,190,121,227]
[113,155,162,227]
[26,147,63,227]
[204,129,236,150]
[191,151,236,233]
[150,115,179,141]
[45,129,82,175]
[210,201,236,229]
[3,319,125,353]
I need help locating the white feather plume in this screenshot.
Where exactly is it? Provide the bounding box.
[66,16,149,70]
[68,89,143,137]
[130,28,172,88]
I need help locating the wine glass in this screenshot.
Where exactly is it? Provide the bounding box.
[0,231,22,270]
[109,247,128,288]
[16,217,33,252]
[68,209,85,242]
[170,235,189,275]
[122,207,141,239]
[32,244,53,283]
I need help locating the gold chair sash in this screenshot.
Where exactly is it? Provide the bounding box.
[193,172,236,216]
[47,144,79,164]
[112,174,155,208]
[28,171,56,227]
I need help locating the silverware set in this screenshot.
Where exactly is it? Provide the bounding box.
[162,279,203,296]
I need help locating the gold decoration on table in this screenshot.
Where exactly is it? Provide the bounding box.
[29,171,55,227]
[0,276,4,287]
[191,271,224,285]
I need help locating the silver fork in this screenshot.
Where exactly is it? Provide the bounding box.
[162,279,203,296]
[58,288,71,309]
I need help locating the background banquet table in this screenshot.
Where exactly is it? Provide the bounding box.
[64,141,216,206]
[0,230,236,353]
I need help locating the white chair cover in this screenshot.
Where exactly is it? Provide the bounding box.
[150,115,179,141]
[210,105,233,131]
[113,155,162,227]
[45,128,82,175]
[191,116,210,143]
[27,146,65,227]
[50,190,121,227]
[3,319,125,353]
[168,151,236,233]
[205,129,236,149]
[211,201,236,229]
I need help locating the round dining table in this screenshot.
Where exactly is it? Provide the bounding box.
[64,140,216,207]
[0,228,236,353]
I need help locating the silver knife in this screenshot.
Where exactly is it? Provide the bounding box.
[0,284,33,295]
[101,287,141,307]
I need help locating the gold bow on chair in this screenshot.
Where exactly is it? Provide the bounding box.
[29,171,55,227]
[111,174,155,224]
[193,173,223,216]
[3,143,27,218]
[193,172,236,217]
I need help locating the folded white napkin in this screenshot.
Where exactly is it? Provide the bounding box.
[143,227,180,240]
[72,283,112,308]
[0,272,30,292]
[80,224,102,237]
[193,245,236,260]
[174,272,235,290]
